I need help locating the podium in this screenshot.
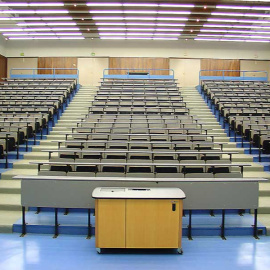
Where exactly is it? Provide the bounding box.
[92,187,186,254]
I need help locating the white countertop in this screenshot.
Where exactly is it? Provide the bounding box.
[92,187,186,199]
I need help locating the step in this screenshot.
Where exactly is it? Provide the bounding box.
[257,214,270,235]
[0,194,21,211]
[259,182,270,196]
[258,197,270,214]
[0,169,38,180]
[0,180,21,194]
[244,171,270,179]
[0,210,22,233]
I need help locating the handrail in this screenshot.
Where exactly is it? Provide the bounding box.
[199,69,268,82]
[103,68,174,80]
[9,68,79,83]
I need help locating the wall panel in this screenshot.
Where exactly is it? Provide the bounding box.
[0,54,7,81]
[38,57,77,74]
[240,60,270,80]
[78,57,108,86]
[7,57,38,78]
[201,59,240,76]
[109,57,169,75]
[170,59,200,87]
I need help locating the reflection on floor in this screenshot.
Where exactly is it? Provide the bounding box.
[0,233,270,270]
[13,209,267,237]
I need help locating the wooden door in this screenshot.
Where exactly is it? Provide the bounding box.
[95,199,126,248]
[126,199,182,248]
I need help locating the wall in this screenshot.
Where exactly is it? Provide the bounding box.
[109,57,169,75]
[170,59,200,87]
[4,39,270,60]
[240,60,270,80]
[38,57,77,74]
[7,58,38,77]
[77,57,108,86]
[0,54,7,81]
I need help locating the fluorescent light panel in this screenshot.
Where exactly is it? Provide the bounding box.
[0,28,80,32]
[208,18,270,24]
[216,5,270,10]
[3,33,82,36]
[87,3,193,8]
[0,2,64,7]
[0,10,69,14]
[200,29,270,34]
[99,32,180,36]
[0,16,73,21]
[95,22,185,26]
[92,16,188,21]
[98,27,183,32]
[17,22,77,26]
[212,12,270,18]
[195,38,269,42]
[89,10,191,15]
[8,36,84,40]
[100,36,178,40]
[203,24,270,29]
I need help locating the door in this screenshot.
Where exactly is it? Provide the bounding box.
[126,199,182,248]
[95,199,126,248]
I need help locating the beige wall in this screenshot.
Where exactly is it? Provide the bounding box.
[7,57,38,77]
[240,60,270,80]
[170,59,200,87]
[77,57,109,86]
[4,39,270,60]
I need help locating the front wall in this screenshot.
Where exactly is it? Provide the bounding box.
[201,59,240,76]
[109,57,170,75]
[38,57,77,74]
[170,59,200,87]
[7,58,38,77]
[240,60,270,80]
[77,57,108,86]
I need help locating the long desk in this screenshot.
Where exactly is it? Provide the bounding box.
[15,175,266,239]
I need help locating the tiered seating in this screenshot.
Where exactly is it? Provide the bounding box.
[0,78,76,165]
[202,80,270,156]
[37,78,243,178]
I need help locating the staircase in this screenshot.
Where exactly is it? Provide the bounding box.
[0,86,98,233]
[181,86,270,234]
[0,85,269,235]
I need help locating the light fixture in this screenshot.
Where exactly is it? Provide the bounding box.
[212,12,270,18]
[92,16,188,21]
[90,10,191,15]
[0,27,80,32]
[8,36,85,40]
[0,2,64,7]
[208,18,270,24]
[17,22,77,26]
[216,5,270,11]
[95,22,185,27]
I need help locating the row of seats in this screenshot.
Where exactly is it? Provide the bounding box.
[0,78,76,159]
[38,78,240,178]
[203,80,270,153]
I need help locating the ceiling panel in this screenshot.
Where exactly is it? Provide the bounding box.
[0,0,269,43]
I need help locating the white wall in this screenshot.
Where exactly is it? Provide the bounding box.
[7,58,38,77]
[4,39,270,60]
[0,36,6,56]
[77,57,108,86]
[170,59,200,87]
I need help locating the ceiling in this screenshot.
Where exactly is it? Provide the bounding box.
[0,0,270,43]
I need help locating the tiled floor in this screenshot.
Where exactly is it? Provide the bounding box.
[0,233,270,270]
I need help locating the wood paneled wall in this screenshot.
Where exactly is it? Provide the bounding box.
[109,58,169,75]
[0,54,7,81]
[38,57,77,74]
[201,59,240,76]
